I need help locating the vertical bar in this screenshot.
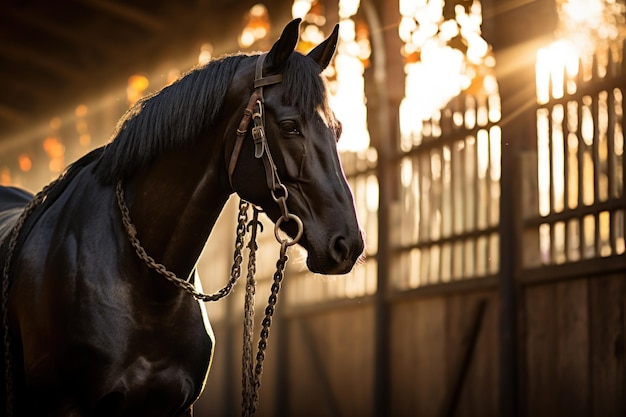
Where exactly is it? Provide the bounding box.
[577,63,586,257]
[622,39,626,243]
[562,67,572,259]
[606,86,616,253]
[548,101,555,263]
[591,53,601,256]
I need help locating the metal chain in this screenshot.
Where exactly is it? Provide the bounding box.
[242,208,261,416]
[2,179,62,417]
[242,240,289,417]
[116,180,248,302]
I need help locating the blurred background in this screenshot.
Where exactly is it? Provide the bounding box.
[1,0,625,416]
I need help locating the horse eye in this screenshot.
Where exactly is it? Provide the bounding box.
[279,120,301,136]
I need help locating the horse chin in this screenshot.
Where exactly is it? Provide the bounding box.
[305,254,355,275]
[305,255,325,274]
[301,238,357,275]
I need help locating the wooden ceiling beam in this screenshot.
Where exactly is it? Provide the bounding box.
[76,0,166,32]
[2,7,119,56]
[0,73,56,105]
[0,42,83,81]
[0,104,30,124]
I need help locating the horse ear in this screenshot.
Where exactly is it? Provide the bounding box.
[307,24,339,71]
[265,18,301,72]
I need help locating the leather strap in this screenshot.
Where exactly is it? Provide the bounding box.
[228,53,283,190]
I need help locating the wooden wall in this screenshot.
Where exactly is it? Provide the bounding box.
[521,274,626,417]
[390,291,499,417]
[197,288,502,417]
[196,304,376,417]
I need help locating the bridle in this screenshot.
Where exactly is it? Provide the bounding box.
[228,53,303,239]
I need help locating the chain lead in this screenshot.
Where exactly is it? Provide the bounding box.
[116,181,250,302]
[242,208,260,416]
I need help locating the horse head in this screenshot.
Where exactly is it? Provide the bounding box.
[227,19,365,275]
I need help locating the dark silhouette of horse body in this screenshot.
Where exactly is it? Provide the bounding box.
[0,19,364,416]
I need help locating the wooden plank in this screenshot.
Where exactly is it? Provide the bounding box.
[519,152,541,268]
[524,284,557,417]
[555,279,590,417]
[444,292,498,417]
[462,293,499,417]
[287,317,333,416]
[390,296,446,417]
[287,306,375,417]
[445,293,469,417]
[589,274,626,417]
[332,307,375,417]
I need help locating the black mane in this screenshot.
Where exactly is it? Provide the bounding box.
[94,50,329,184]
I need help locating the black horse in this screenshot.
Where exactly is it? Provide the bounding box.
[0,19,364,416]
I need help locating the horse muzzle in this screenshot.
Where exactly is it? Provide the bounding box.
[303,231,365,275]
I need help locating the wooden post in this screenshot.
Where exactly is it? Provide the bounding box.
[361,0,404,416]
[482,1,557,416]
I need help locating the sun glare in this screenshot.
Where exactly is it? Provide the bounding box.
[239,4,271,48]
[398,0,497,149]
[293,0,371,152]
[537,0,626,104]
[536,40,580,104]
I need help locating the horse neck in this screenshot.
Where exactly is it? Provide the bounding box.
[125,134,232,280]
[121,58,255,280]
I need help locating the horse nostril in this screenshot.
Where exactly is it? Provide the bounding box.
[330,235,350,264]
